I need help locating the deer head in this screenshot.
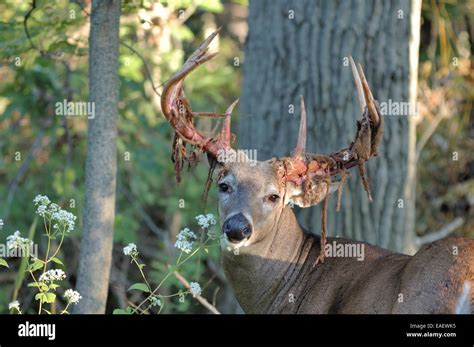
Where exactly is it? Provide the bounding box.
[161,30,383,262]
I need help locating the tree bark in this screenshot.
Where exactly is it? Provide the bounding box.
[240,0,420,252]
[74,0,121,313]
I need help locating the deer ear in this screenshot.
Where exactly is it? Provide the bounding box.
[284,179,340,208]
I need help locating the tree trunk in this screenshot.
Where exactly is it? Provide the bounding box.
[74,0,121,313]
[239,0,421,252]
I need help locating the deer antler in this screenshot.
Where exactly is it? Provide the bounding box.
[280,57,384,265]
[161,29,238,182]
[283,57,384,201]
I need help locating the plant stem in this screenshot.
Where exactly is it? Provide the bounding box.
[28,270,43,314]
[176,250,183,265]
[42,220,52,274]
[129,239,218,314]
[132,271,173,313]
[132,257,152,292]
[45,228,66,264]
[61,302,70,314]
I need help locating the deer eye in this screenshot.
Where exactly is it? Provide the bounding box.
[218,183,230,193]
[268,194,280,202]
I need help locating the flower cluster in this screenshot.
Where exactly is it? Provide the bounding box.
[64,289,82,304]
[52,209,76,233]
[189,282,202,297]
[195,214,217,229]
[39,269,66,282]
[33,194,51,207]
[123,243,139,257]
[149,296,162,307]
[8,300,21,313]
[6,231,33,251]
[174,228,197,254]
[0,219,4,230]
[33,195,76,232]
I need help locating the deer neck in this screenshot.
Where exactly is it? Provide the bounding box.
[221,206,317,313]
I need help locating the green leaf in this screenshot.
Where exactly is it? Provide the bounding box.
[34,292,56,304]
[127,283,150,293]
[50,257,64,266]
[43,292,56,304]
[49,283,59,290]
[113,308,131,315]
[35,293,46,302]
[0,258,9,268]
[28,282,48,291]
[27,259,44,272]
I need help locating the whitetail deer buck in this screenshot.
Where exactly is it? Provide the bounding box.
[161,31,473,314]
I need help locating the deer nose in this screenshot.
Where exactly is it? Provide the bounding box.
[223,213,252,243]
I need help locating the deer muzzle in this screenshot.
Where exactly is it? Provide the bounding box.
[222,213,253,243]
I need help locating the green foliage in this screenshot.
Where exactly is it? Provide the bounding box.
[118,213,218,314]
[417,0,473,237]
[128,283,150,293]
[0,0,240,313]
[1,196,81,314]
[0,258,8,268]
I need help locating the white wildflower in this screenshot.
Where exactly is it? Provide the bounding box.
[8,300,21,313]
[174,228,197,254]
[36,205,48,217]
[123,243,138,257]
[189,282,202,297]
[34,195,51,217]
[48,203,60,213]
[196,213,217,229]
[51,209,76,233]
[33,194,51,207]
[6,231,33,251]
[0,219,3,230]
[33,196,76,232]
[149,296,162,307]
[64,289,82,304]
[39,269,66,282]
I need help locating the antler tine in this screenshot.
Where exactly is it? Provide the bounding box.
[282,57,384,192]
[183,28,221,68]
[220,98,239,147]
[293,95,307,158]
[357,63,379,125]
[161,30,219,122]
[161,29,233,161]
[349,56,366,116]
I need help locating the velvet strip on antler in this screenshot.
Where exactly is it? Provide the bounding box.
[278,57,384,264]
[161,29,238,183]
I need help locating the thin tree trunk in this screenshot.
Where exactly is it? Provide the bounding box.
[403,0,422,255]
[240,0,420,252]
[74,0,121,314]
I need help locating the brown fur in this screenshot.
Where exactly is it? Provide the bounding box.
[218,160,474,314]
